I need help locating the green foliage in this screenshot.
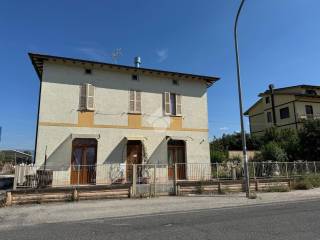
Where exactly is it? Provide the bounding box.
[299,120,320,161]
[293,174,320,190]
[260,141,288,162]
[263,185,290,192]
[210,150,227,163]
[261,128,299,161]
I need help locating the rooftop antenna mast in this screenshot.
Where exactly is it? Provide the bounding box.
[111,48,122,64]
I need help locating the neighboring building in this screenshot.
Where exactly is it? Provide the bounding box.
[245,84,320,136]
[29,53,219,185]
[0,150,33,165]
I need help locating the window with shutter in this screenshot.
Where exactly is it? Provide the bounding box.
[129,90,141,113]
[164,92,171,115]
[86,84,95,110]
[136,91,141,113]
[79,85,87,110]
[176,94,182,115]
[164,92,182,116]
[79,83,95,111]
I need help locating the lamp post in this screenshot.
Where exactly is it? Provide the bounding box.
[234,0,250,198]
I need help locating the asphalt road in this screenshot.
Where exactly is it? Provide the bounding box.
[1,199,320,240]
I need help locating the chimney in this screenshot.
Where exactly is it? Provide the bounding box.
[134,56,141,68]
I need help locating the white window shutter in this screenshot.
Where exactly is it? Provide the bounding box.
[86,84,95,110]
[164,92,171,115]
[79,85,87,110]
[135,91,141,113]
[129,90,135,112]
[176,94,182,115]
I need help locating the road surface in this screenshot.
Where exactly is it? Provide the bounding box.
[1,199,319,240]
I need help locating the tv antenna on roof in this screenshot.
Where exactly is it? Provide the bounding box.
[111,48,122,64]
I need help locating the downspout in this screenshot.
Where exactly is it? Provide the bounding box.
[269,84,277,126]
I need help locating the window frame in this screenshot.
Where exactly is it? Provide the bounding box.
[164,92,182,116]
[79,83,95,111]
[267,111,272,123]
[129,89,142,114]
[279,107,290,119]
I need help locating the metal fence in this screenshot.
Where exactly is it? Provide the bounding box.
[12,161,320,190]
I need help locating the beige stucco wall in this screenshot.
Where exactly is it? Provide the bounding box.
[35,61,211,183]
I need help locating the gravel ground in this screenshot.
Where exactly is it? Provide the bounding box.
[0,188,319,231]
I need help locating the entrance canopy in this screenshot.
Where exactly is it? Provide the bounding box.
[166,136,192,142]
[71,134,100,139]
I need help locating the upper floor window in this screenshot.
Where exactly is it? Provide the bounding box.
[265,96,270,104]
[305,105,314,116]
[132,74,139,81]
[79,83,95,111]
[129,90,141,113]
[279,107,290,119]
[85,69,92,75]
[305,89,317,95]
[267,112,272,123]
[172,79,179,86]
[164,92,182,116]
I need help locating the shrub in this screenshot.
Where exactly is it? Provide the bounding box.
[260,141,288,162]
[293,174,320,190]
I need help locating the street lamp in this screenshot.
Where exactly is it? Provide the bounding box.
[234,0,250,198]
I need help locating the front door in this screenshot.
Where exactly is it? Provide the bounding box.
[168,140,186,180]
[71,138,97,185]
[126,140,142,182]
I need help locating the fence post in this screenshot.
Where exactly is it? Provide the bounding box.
[253,162,256,180]
[285,162,288,178]
[13,166,18,190]
[132,164,137,197]
[153,164,156,197]
[314,161,317,174]
[174,163,178,196]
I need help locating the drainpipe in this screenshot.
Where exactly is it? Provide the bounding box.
[269,84,277,126]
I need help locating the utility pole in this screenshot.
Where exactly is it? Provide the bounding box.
[234,0,250,198]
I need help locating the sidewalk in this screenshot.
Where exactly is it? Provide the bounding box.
[1,188,320,230]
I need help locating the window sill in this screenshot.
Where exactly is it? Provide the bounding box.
[128,112,142,115]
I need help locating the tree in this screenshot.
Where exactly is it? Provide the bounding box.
[260,141,288,162]
[299,120,320,161]
[261,128,299,161]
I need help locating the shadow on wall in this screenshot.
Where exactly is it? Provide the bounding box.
[45,62,206,98]
[41,135,72,171]
[103,138,127,164]
[147,137,168,165]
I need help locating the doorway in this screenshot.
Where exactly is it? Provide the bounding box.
[126,140,142,182]
[70,138,97,185]
[168,140,186,180]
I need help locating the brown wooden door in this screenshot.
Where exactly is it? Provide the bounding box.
[126,141,142,182]
[168,140,186,180]
[71,139,97,185]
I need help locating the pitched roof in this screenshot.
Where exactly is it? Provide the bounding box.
[259,84,320,96]
[28,53,220,87]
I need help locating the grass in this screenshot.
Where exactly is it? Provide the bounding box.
[263,185,290,192]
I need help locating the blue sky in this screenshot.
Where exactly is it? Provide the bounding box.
[1,0,320,150]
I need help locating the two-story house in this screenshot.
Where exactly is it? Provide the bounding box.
[29,53,219,185]
[245,84,320,136]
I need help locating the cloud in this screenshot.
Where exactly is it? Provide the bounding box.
[219,127,229,131]
[76,47,107,61]
[156,48,168,62]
